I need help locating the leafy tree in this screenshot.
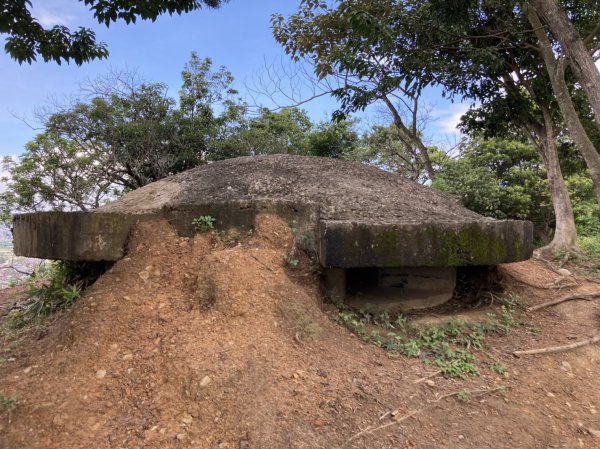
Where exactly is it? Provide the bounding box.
[272,1,437,180]
[214,108,313,158]
[355,124,439,183]
[0,132,120,219]
[433,138,554,242]
[306,118,359,159]
[1,0,226,64]
[1,53,246,218]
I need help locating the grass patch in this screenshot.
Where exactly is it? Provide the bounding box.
[1,262,85,332]
[336,297,521,379]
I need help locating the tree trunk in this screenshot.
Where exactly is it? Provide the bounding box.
[525,4,600,208]
[381,95,436,181]
[528,0,600,131]
[536,106,579,257]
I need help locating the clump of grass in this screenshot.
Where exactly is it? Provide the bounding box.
[490,362,507,375]
[0,394,17,423]
[336,306,503,378]
[2,262,83,330]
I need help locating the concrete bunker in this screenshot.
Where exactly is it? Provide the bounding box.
[12,154,533,311]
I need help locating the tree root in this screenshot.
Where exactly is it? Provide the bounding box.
[513,332,600,357]
[527,292,600,311]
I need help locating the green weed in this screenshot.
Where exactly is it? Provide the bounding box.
[283,255,300,268]
[490,362,507,375]
[0,394,17,422]
[192,215,216,232]
[335,307,494,378]
[457,389,470,402]
[2,262,82,330]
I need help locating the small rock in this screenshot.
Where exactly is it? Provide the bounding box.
[561,361,572,372]
[23,366,33,374]
[138,271,150,282]
[181,414,193,425]
[458,434,465,440]
[122,353,133,361]
[313,418,327,428]
[547,392,556,398]
[589,428,600,439]
[176,433,185,441]
[425,380,435,387]
[52,414,65,426]
[557,268,572,276]
[95,369,107,379]
[200,375,211,387]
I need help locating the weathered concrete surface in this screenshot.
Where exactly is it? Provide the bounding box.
[13,200,319,261]
[12,155,533,266]
[13,212,152,261]
[319,220,533,267]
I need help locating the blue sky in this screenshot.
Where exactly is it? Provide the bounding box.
[0,0,467,158]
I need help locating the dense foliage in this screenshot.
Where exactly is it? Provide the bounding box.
[1,0,226,64]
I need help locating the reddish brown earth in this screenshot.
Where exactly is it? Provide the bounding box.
[1,215,599,449]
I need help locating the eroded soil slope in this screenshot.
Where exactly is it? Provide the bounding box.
[1,216,600,449]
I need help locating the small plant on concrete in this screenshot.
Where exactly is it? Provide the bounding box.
[192,215,216,232]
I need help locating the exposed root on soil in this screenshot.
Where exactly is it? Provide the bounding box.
[513,332,600,357]
[527,291,600,311]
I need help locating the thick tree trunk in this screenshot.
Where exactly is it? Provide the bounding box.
[536,106,579,256]
[525,5,600,208]
[528,0,600,131]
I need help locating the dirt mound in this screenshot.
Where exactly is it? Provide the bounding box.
[1,222,600,449]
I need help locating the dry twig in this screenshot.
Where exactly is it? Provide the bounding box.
[346,387,505,443]
[413,370,442,384]
[249,255,276,273]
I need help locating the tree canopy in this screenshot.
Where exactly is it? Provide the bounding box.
[0,0,227,64]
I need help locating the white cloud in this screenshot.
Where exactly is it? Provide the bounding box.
[33,8,75,27]
[435,103,471,135]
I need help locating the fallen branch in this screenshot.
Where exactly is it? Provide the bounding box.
[413,370,442,384]
[249,255,276,273]
[513,333,600,357]
[347,387,505,443]
[527,292,600,312]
